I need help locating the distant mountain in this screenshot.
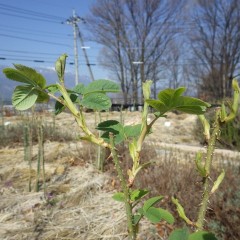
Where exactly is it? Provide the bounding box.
[0,65,90,102]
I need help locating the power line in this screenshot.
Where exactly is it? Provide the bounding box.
[0,3,63,21]
[0,48,73,57]
[0,27,71,39]
[0,11,62,24]
[0,57,96,65]
[0,33,71,47]
[0,24,69,37]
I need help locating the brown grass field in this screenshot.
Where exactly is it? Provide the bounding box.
[0,111,239,239]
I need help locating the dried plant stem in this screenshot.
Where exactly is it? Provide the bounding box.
[40,124,46,197]
[23,123,33,192]
[109,133,136,240]
[196,110,220,230]
[36,123,41,192]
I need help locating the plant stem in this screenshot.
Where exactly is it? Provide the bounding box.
[109,133,136,240]
[196,109,221,230]
[96,111,105,171]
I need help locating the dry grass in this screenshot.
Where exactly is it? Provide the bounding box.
[0,111,239,239]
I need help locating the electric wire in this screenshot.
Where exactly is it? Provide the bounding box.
[0,28,71,39]
[0,56,96,66]
[0,11,62,24]
[0,33,71,47]
[0,48,73,57]
[0,3,63,21]
[0,24,69,37]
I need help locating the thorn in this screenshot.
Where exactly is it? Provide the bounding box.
[207,207,213,211]
[208,176,213,182]
[106,153,112,161]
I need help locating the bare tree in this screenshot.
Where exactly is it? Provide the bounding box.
[190,0,240,100]
[86,0,185,104]
[163,40,184,89]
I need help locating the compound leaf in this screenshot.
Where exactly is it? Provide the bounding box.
[147,87,210,115]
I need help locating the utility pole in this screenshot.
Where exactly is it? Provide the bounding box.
[77,26,95,81]
[66,10,80,86]
[65,10,95,83]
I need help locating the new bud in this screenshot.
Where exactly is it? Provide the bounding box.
[55,54,68,83]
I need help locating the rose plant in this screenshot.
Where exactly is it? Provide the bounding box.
[3,54,239,240]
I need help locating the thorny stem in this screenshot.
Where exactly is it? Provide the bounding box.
[130,81,152,184]
[109,133,136,240]
[57,84,110,149]
[196,109,221,230]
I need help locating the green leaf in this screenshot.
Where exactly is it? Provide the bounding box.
[211,170,225,194]
[97,120,125,144]
[129,139,137,160]
[12,85,39,110]
[14,64,46,88]
[158,88,178,105]
[3,65,46,88]
[173,87,186,99]
[101,131,125,144]
[175,96,210,114]
[124,124,142,138]
[55,94,78,115]
[147,87,210,115]
[130,189,149,202]
[195,152,207,177]
[143,207,162,223]
[143,207,174,224]
[46,84,59,94]
[198,115,210,141]
[97,120,122,132]
[83,79,120,94]
[81,92,111,110]
[171,197,193,225]
[143,196,163,212]
[112,192,125,202]
[55,54,68,82]
[71,83,85,95]
[169,228,189,240]
[133,213,142,226]
[36,90,50,103]
[156,208,174,224]
[188,231,218,240]
[146,99,168,114]
[143,80,152,99]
